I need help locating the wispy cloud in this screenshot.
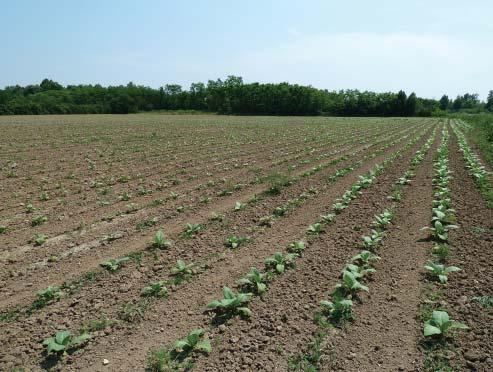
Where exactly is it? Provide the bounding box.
[233,32,492,99]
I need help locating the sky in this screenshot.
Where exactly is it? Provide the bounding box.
[1,0,492,99]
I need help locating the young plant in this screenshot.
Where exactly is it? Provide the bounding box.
[287,240,306,256]
[237,267,268,295]
[152,230,172,249]
[0,225,6,234]
[31,215,47,227]
[373,210,393,229]
[320,297,354,323]
[319,214,335,224]
[334,271,369,298]
[424,262,461,284]
[422,221,458,242]
[423,310,468,338]
[170,260,194,283]
[273,206,288,217]
[141,281,168,298]
[331,202,347,214]
[264,252,296,274]
[43,330,91,355]
[234,201,246,211]
[172,329,211,356]
[362,229,383,250]
[182,223,203,238]
[307,223,323,235]
[343,263,375,279]
[210,212,225,222]
[226,235,249,249]
[351,250,380,268]
[431,244,450,262]
[33,233,48,246]
[100,257,130,272]
[206,287,252,318]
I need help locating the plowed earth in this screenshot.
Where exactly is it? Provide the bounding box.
[0,115,490,372]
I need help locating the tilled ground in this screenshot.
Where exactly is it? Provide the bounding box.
[0,115,490,372]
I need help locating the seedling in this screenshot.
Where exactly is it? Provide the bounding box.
[100,257,130,272]
[234,201,246,211]
[320,297,354,323]
[152,230,172,249]
[362,229,383,250]
[173,329,211,356]
[307,223,323,235]
[35,285,63,307]
[319,214,335,224]
[210,212,225,222]
[265,252,296,274]
[259,215,275,227]
[33,233,48,246]
[226,235,249,249]
[0,225,6,234]
[351,250,380,268]
[424,262,461,284]
[170,260,194,283]
[141,281,168,298]
[423,310,468,338]
[31,215,47,227]
[237,267,268,295]
[206,287,252,318]
[343,263,375,279]
[273,206,287,217]
[182,223,203,238]
[431,244,450,262]
[373,210,393,228]
[331,202,347,214]
[287,241,306,256]
[43,330,91,355]
[334,271,369,298]
[25,203,35,213]
[422,221,458,242]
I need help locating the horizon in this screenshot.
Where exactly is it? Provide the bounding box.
[1,0,492,100]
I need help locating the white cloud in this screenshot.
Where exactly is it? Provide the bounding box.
[232,32,493,99]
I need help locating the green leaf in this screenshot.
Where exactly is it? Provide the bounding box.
[196,340,212,353]
[449,321,469,330]
[438,274,448,284]
[444,266,461,273]
[424,323,442,337]
[238,307,252,317]
[174,340,188,351]
[276,263,285,273]
[223,287,234,299]
[432,310,449,327]
[55,330,71,345]
[47,340,66,353]
[71,333,91,346]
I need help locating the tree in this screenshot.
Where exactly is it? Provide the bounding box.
[40,79,63,91]
[439,95,449,111]
[405,93,417,116]
[486,90,493,112]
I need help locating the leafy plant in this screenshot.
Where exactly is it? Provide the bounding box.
[307,223,323,235]
[206,287,252,317]
[100,257,130,272]
[351,250,380,268]
[33,233,48,246]
[152,230,171,249]
[273,206,287,217]
[210,212,225,222]
[331,202,347,214]
[31,215,47,227]
[226,235,249,249]
[237,267,268,295]
[234,201,246,211]
[0,225,6,234]
[173,329,211,355]
[423,310,468,338]
[287,240,305,256]
[170,259,194,283]
[334,271,369,297]
[319,214,335,224]
[43,330,91,355]
[320,297,354,323]
[343,263,375,279]
[373,210,393,228]
[182,223,203,238]
[424,262,461,284]
[422,221,458,242]
[431,244,450,262]
[141,281,168,298]
[264,252,296,274]
[362,229,383,250]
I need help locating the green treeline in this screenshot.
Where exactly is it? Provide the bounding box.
[0,76,491,116]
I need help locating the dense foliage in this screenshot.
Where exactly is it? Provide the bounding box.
[0,77,490,117]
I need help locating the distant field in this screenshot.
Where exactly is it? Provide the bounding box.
[0,114,491,371]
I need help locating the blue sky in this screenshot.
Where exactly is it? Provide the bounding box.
[1,0,492,99]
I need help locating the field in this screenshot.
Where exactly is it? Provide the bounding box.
[0,114,491,371]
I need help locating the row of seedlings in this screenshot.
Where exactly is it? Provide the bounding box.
[420,126,468,371]
[288,126,437,370]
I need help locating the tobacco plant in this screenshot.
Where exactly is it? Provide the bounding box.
[43,330,91,355]
[265,252,296,274]
[237,267,268,295]
[424,262,461,284]
[423,310,468,338]
[206,287,252,318]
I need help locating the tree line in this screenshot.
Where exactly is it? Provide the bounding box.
[0,77,491,116]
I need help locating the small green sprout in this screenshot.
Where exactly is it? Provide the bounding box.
[423,310,468,338]
[424,262,461,284]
